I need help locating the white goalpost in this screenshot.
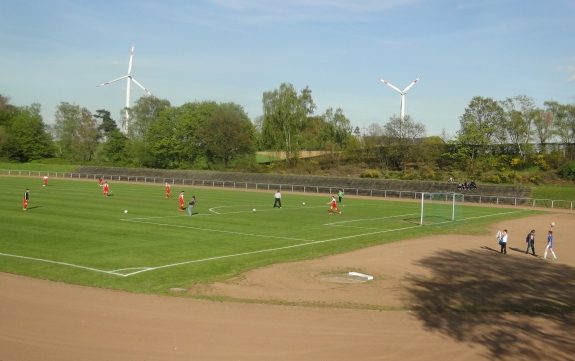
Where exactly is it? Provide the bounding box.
[420,192,463,226]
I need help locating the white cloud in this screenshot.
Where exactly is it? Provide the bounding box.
[556,64,575,83]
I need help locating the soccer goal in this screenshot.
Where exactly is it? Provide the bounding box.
[420,192,463,226]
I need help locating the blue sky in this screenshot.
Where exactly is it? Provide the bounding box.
[1,0,574,136]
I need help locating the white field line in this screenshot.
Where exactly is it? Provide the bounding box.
[120,224,423,277]
[123,219,309,242]
[324,213,419,226]
[0,252,126,276]
[208,205,325,215]
[0,209,531,278]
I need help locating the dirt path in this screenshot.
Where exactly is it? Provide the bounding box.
[1,188,575,360]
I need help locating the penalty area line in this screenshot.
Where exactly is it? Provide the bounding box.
[0,252,126,277]
[121,224,421,277]
[123,219,309,242]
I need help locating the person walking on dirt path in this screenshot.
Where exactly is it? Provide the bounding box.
[525,229,536,256]
[500,229,508,254]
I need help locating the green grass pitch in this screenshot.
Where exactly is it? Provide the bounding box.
[0,176,538,294]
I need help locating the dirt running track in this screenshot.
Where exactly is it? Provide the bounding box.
[2,211,575,360]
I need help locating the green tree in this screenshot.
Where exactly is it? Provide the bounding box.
[198,108,256,167]
[52,102,82,158]
[533,107,554,148]
[456,96,504,172]
[9,104,53,161]
[94,109,118,135]
[100,129,128,164]
[499,95,535,157]
[323,107,352,150]
[70,108,101,162]
[128,96,171,141]
[261,83,316,165]
[383,115,427,171]
[146,101,219,168]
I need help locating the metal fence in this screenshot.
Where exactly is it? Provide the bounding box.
[3,169,574,210]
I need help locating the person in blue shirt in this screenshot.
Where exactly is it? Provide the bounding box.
[542,230,557,260]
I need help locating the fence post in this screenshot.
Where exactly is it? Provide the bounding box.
[552,200,554,208]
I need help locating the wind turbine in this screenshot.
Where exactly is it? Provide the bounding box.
[96,44,152,133]
[377,76,420,124]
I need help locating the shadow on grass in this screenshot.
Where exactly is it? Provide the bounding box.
[403,248,575,360]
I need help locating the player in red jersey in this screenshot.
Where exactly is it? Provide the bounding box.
[98,177,103,187]
[327,195,341,214]
[165,182,172,198]
[103,181,109,197]
[23,189,29,210]
[178,191,185,211]
[43,175,48,187]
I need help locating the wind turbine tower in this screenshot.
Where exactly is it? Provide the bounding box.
[96,44,152,133]
[377,76,421,135]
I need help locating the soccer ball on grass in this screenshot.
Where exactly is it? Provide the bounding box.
[124,210,128,214]
[253,209,256,212]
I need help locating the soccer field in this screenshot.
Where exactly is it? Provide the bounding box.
[0,176,537,293]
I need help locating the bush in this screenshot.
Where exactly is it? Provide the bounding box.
[360,170,381,178]
[485,174,501,184]
[559,162,575,180]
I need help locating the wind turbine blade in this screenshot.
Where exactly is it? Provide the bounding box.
[126,77,131,108]
[378,78,402,93]
[130,77,152,96]
[96,75,129,87]
[127,43,135,75]
[402,76,421,93]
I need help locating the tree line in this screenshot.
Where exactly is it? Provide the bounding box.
[1,89,574,180]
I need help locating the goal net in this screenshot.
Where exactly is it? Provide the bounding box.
[420,192,464,226]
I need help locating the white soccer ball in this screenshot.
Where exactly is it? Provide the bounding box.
[551,222,555,227]
[253,208,256,212]
[302,202,305,205]
[124,210,128,214]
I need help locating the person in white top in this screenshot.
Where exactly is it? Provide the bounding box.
[273,190,282,208]
[500,229,508,254]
